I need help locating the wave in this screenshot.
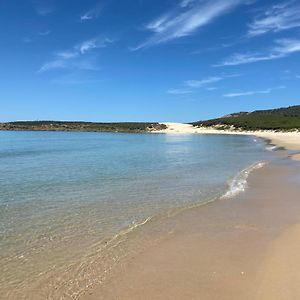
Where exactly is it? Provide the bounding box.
[266,145,278,151]
[221,161,267,199]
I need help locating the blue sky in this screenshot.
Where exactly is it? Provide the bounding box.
[1,0,300,122]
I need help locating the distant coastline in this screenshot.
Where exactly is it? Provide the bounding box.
[1,105,300,161]
[0,121,167,133]
[1,105,299,134]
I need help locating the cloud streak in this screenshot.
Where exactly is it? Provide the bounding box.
[38,37,112,73]
[33,0,54,16]
[167,89,193,95]
[184,74,240,88]
[216,38,300,66]
[168,74,240,95]
[39,30,51,36]
[81,3,104,22]
[185,76,224,88]
[224,89,271,97]
[223,86,285,97]
[248,1,300,37]
[134,0,243,50]
[76,38,112,54]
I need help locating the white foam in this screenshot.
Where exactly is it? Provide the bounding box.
[222,161,267,199]
[266,145,278,151]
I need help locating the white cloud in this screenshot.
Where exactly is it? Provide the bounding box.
[81,3,103,22]
[167,74,239,96]
[56,51,78,59]
[223,86,285,97]
[76,38,112,54]
[184,74,240,88]
[39,30,51,36]
[38,37,112,73]
[180,0,197,8]
[205,87,218,91]
[216,38,300,66]
[38,60,67,73]
[33,0,54,16]
[167,89,193,95]
[134,0,243,50]
[185,76,223,88]
[248,1,300,37]
[223,89,271,97]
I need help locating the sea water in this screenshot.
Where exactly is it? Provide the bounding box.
[0,131,272,299]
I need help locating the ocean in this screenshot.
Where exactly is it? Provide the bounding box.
[0,131,272,299]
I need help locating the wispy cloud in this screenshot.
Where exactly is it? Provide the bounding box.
[205,87,218,91]
[76,38,112,54]
[168,74,239,95]
[39,30,51,36]
[56,51,78,60]
[184,74,240,88]
[133,0,244,50]
[216,38,300,66]
[39,60,67,73]
[81,2,104,22]
[185,76,224,88]
[224,89,271,97]
[180,0,197,8]
[167,89,193,95]
[223,86,285,97]
[38,37,112,73]
[33,0,54,16]
[248,1,300,37]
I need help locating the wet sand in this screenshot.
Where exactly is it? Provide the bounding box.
[83,160,300,300]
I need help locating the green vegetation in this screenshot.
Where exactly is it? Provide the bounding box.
[192,105,300,131]
[0,121,167,133]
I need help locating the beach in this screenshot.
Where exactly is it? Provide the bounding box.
[3,0,300,298]
[82,126,300,300]
[1,129,300,299]
[156,123,300,161]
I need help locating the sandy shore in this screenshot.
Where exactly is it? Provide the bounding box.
[156,123,300,160]
[81,125,300,300]
[83,161,300,300]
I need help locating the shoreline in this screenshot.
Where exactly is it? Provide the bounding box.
[83,155,300,300]
[2,125,300,161]
[80,128,300,300]
[156,123,300,161]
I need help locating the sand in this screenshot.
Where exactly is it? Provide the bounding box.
[83,160,300,300]
[156,123,300,161]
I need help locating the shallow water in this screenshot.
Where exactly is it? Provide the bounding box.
[0,131,272,299]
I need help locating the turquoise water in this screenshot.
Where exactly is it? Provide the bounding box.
[0,131,271,299]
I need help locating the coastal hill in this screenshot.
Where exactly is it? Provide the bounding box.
[192,105,300,131]
[0,121,167,133]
